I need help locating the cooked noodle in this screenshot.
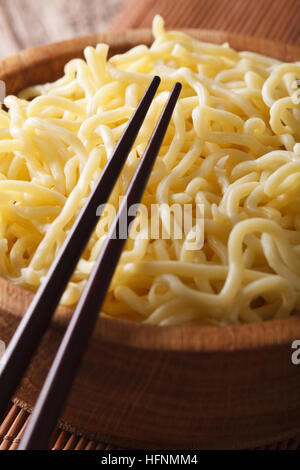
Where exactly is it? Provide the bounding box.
[0,15,299,325]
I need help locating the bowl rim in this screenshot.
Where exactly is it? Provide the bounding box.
[1,29,300,353]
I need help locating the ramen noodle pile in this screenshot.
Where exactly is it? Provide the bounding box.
[0,16,300,325]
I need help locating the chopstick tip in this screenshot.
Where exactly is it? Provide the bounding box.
[170,82,182,101]
[174,82,182,93]
[152,75,161,86]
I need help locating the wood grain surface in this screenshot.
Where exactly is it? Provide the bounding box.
[108,0,300,45]
[0,30,300,449]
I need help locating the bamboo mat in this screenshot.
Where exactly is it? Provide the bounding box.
[1,0,300,451]
[108,0,300,45]
[1,403,300,450]
[0,404,121,450]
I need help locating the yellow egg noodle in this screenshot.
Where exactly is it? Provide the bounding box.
[0,15,300,326]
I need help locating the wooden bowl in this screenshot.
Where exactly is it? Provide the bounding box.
[1,30,300,450]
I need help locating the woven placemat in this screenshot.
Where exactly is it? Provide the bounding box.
[107,0,300,45]
[0,403,121,450]
[1,0,300,451]
[0,402,300,450]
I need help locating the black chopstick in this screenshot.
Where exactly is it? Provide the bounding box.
[0,76,161,422]
[19,82,182,450]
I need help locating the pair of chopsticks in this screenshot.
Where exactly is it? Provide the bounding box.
[0,76,182,450]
